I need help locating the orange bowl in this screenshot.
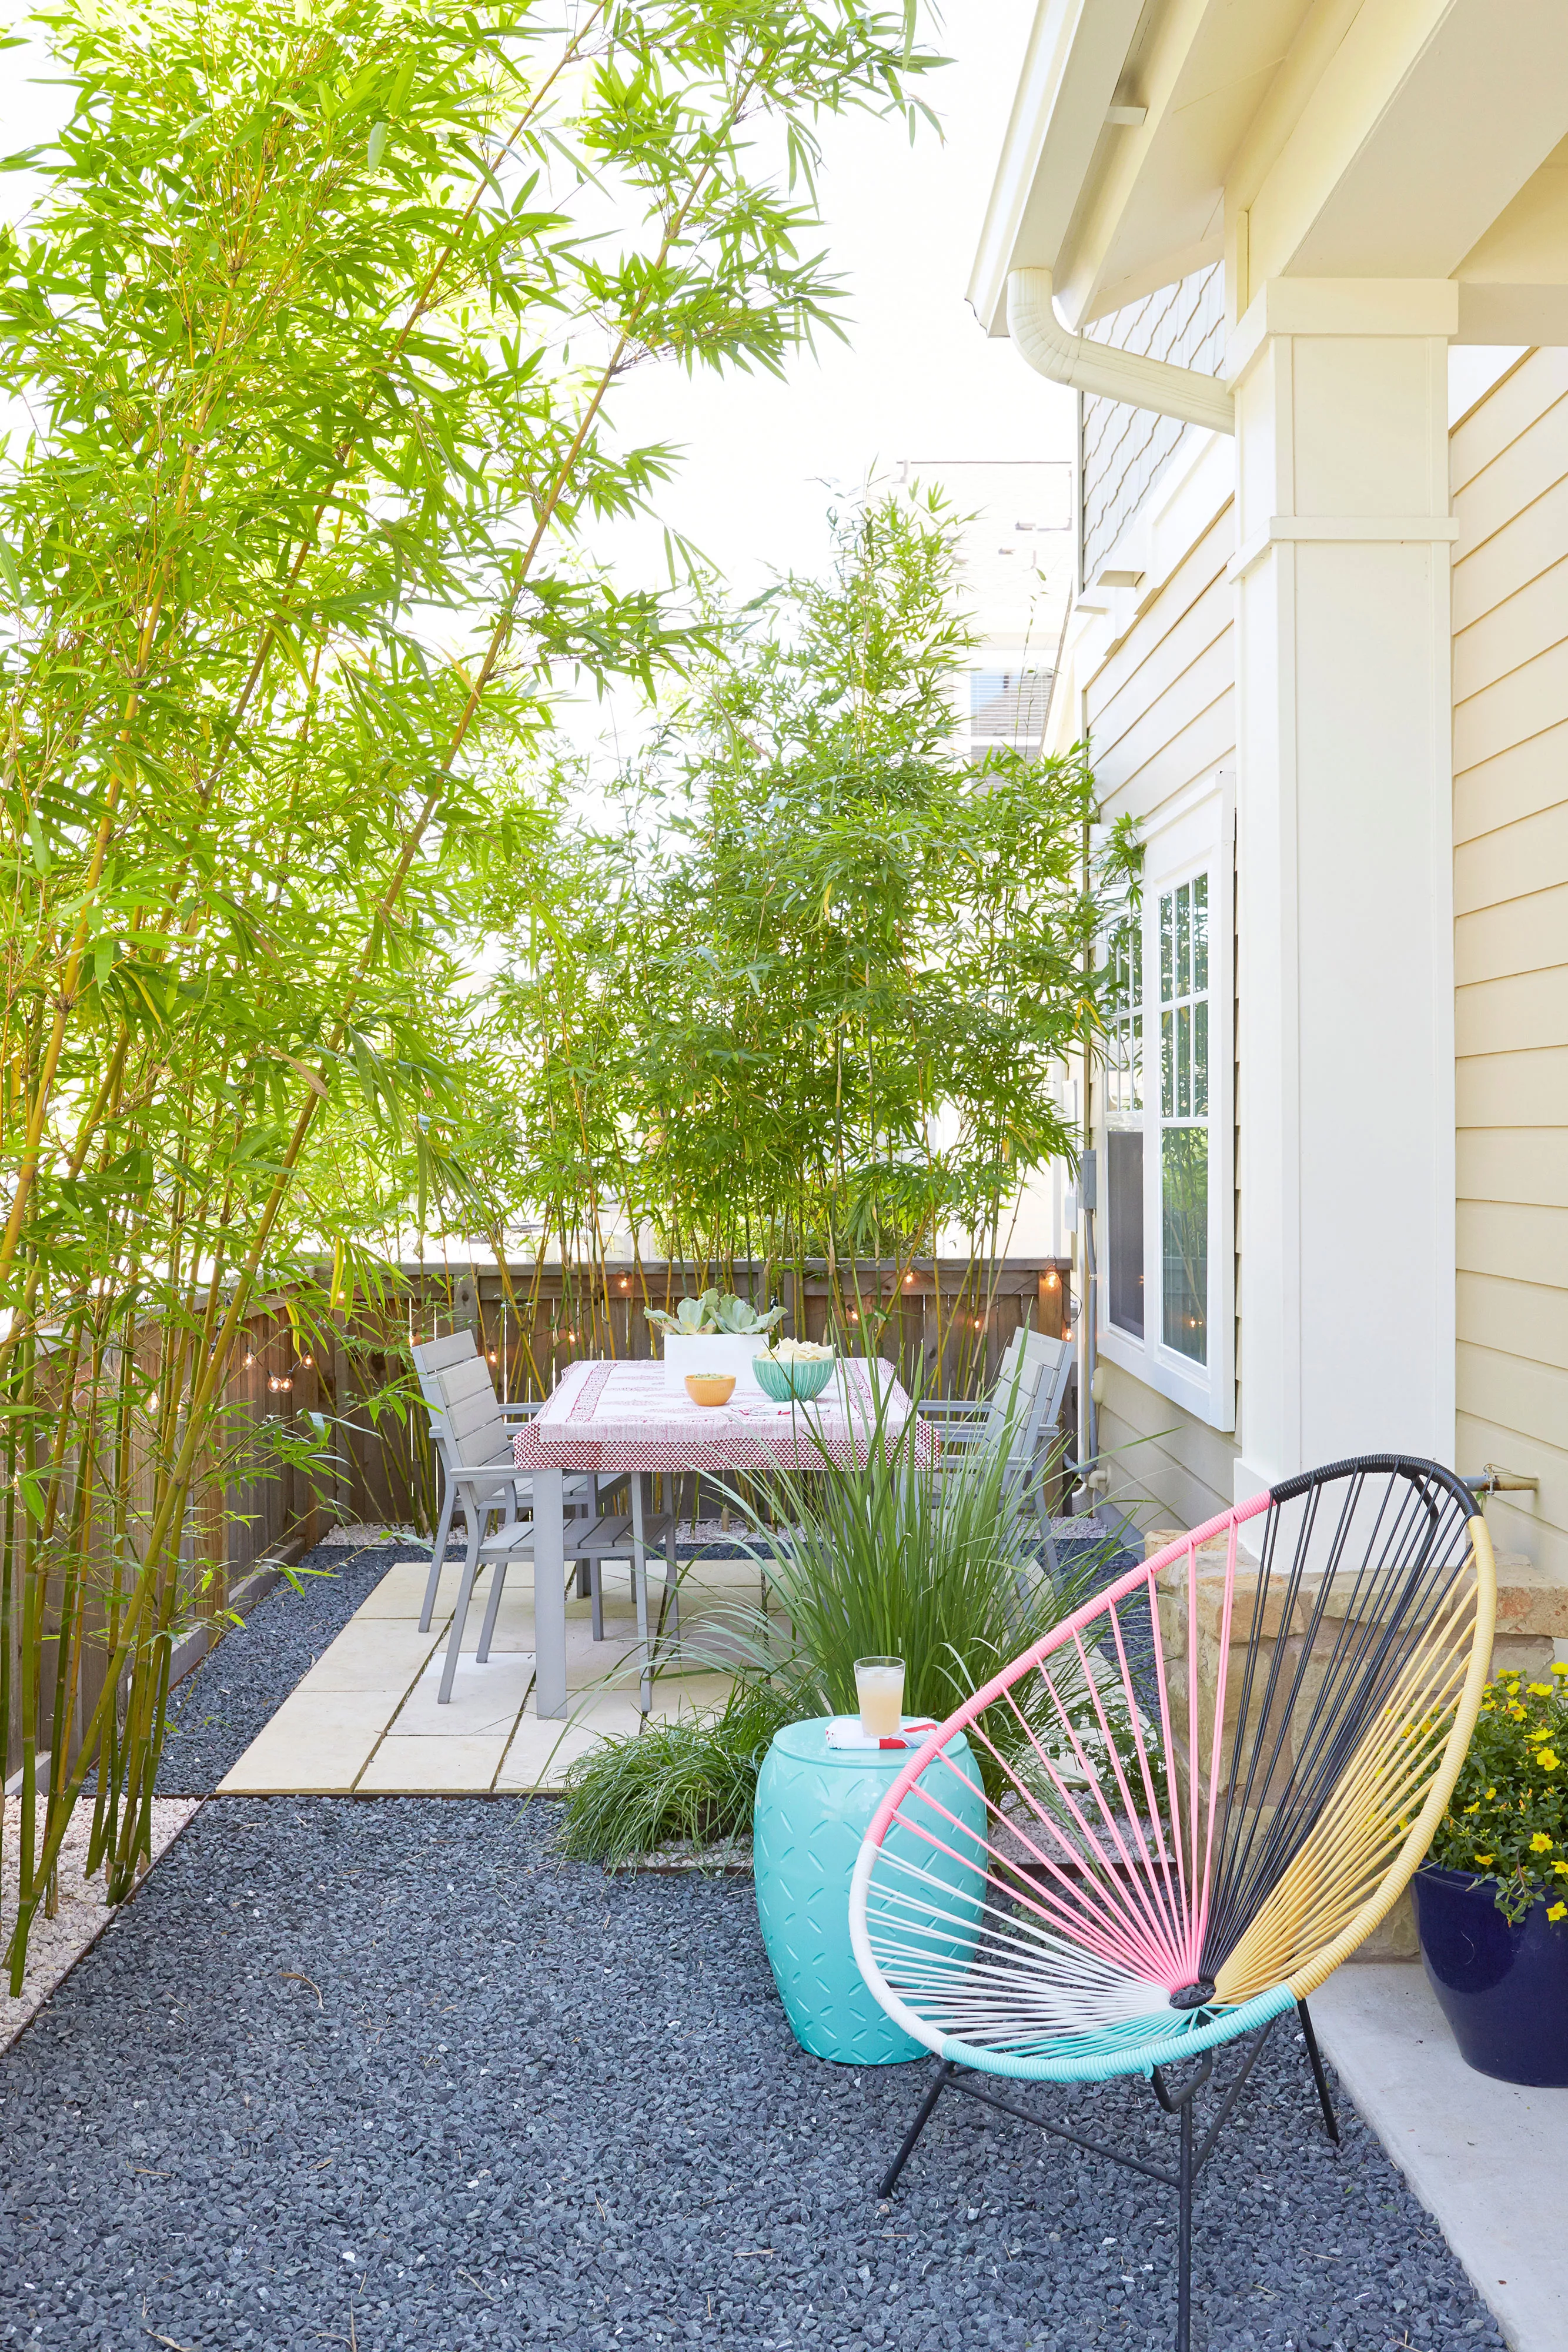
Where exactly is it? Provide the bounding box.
[684,1372,736,1407]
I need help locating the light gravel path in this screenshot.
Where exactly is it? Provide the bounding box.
[0,1795,1506,2352]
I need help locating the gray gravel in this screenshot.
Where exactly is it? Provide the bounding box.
[158,1538,446,1795]
[0,1796,1505,2351]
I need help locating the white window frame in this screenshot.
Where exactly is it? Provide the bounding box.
[1095,771,1235,1432]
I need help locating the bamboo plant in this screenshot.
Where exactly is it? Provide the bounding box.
[0,0,935,1986]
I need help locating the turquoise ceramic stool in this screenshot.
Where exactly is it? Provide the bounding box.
[753,1716,986,2064]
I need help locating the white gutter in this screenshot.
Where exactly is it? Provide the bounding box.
[1007,268,1234,435]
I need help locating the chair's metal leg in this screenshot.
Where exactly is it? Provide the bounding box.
[1176,2096,1194,2352]
[439,1529,484,1703]
[1297,1999,1342,2145]
[664,1525,678,1647]
[420,1479,457,1632]
[590,1558,604,1641]
[878,2062,954,2199]
[631,1474,651,1713]
[476,1555,510,1663]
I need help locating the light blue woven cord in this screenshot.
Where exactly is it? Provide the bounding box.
[937,1982,1298,2084]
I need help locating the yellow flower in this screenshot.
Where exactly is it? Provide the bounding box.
[1485,1786,1496,1800]
[1554,1860,1568,1877]
[1530,1832,1554,1853]
[1475,1853,1495,1865]
[1463,1802,1480,1815]
[1549,1902,1567,1923]
[1553,1662,1568,1676]
[1510,1704,1527,1719]
[1528,1683,1553,1696]
[1541,1750,1560,1771]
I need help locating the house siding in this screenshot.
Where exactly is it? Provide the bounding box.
[1452,348,1568,1581]
[1084,499,1241,1528]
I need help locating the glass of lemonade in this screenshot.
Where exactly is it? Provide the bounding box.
[854,1655,905,1740]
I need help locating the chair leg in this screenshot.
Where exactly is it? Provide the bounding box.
[877,2062,954,2199]
[630,1474,653,1713]
[439,1530,484,1703]
[1297,1999,1342,2144]
[476,1556,510,1663]
[1176,2096,1194,2352]
[420,1479,457,1633]
[590,1559,604,1642]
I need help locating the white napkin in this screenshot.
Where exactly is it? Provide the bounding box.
[823,1715,939,1750]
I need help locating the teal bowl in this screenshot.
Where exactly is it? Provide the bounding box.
[753,1354,835,1403]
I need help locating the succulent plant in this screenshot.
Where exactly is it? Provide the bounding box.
[644,1288,784,1338]
[711,1293,785,1336]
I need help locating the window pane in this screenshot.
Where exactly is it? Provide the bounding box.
[1161,1008,1174,1117]
[1160,893,1173,1002]
[1176,882,1190,996]
[1193,998,1208,1116]
[1108,1130,1145,1338]
[1162,1128,1208,1364]
[1176,1004,1191,1117]
[1193,872,1208,993]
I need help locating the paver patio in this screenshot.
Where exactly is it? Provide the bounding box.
[215,1548,756,1798]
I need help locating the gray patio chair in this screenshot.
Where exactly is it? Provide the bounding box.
[918,1327,1074,1539]
[410,1334,677,1708]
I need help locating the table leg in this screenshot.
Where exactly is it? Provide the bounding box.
[532,1466,567,1719]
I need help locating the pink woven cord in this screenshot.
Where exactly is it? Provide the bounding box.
[862,1491,1275,1862]
[907,1706,1166,1973]
[889,1785,1152,1976]
[1193,1513,1242,1964]
[1063,1623,1189,1981]
[1105,1598,1186,1953]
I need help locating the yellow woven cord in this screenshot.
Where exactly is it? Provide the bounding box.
[1213,1515,1496,2004]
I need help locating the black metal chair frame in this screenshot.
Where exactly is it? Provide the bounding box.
[876,2000,1341,2352]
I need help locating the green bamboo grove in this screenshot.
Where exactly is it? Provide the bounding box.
[0,0,939,1987]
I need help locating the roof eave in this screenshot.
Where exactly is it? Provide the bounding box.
[967,0,1146,338]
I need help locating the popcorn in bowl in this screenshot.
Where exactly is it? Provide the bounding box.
[754,1337,836,1362]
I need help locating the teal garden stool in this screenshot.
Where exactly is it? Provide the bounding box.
[753,1717,986,2064]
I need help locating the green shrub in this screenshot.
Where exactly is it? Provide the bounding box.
[556,1679,801,1866]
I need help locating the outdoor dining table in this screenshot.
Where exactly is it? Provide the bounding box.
[511,1354,924,1718]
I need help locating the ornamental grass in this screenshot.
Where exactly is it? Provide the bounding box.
[1427,1663,1568,1922]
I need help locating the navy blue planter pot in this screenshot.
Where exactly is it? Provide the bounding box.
[1413,1865,1568,2087]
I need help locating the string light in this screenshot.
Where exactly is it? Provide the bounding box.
[300,1352,314,1368]
[1044,1271,1060,1291]
[242,1352,255,1368]
[488,1348,499,1363]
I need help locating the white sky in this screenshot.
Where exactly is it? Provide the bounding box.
[586,0,1075,600]
[0,0,1077,717]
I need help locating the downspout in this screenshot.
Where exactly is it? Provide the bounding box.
[1007,269,1234,436]
[1007,268,1229,1516]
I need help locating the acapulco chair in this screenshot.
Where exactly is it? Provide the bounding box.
[849,1456,1495,2351]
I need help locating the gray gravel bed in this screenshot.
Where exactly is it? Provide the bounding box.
[0,1797,1503,2352]
[157,1538,442,1795]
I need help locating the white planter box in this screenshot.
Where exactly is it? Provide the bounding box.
[661,1332,769,1396]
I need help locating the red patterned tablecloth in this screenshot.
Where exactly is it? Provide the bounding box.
[512,1356,928,1475]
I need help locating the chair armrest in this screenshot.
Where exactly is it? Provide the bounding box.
[917,1400,989,1425]
[444,1459,533,1490]
[499,1401,541,1419]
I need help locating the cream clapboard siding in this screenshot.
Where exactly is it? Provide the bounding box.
[1452,349,1568,1582]
[1082,499,1241,1531]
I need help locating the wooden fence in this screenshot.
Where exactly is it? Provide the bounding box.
[326,1255,1074,1531]
[3,1255,1070,1783]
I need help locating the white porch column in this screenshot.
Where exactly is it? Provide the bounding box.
[1229,280,1459,1494]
